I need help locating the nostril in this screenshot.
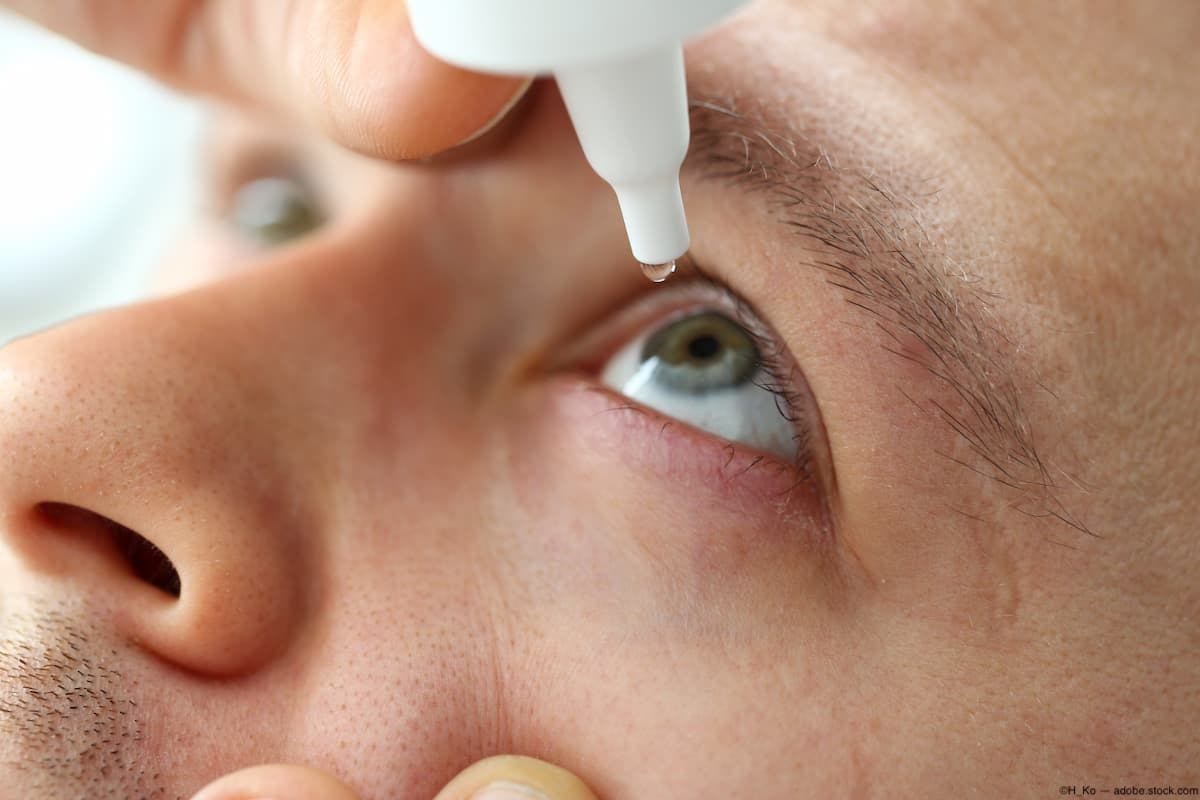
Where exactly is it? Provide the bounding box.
[109,518,182,599]
[35,502,182,598]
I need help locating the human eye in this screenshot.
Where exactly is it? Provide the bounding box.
[592,275,818,471]
[224,174,325,249]
[201,122,329,251]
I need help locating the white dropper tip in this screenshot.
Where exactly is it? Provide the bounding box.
[614,178,689,268]
[554,45,691,267]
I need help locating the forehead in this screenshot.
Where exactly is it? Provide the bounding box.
[719,0,1195,286]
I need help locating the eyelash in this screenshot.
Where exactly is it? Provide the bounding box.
[694,273,815,473]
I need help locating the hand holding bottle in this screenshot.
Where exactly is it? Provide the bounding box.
[4,0,529,159]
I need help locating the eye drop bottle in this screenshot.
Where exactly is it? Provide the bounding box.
[407,0,750,277]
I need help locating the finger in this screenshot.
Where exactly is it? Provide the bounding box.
[4,0,529,160]
[433,755,601,800]
[189,763,361,800]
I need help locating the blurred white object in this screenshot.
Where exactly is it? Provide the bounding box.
[0,11,203,344]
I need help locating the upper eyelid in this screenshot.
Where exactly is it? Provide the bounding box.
[201,119,313,211]
[547,271,756,373]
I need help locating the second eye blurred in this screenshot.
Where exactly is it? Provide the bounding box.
[228,176,325,249]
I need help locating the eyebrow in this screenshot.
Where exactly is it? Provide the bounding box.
[684,99,1091,537]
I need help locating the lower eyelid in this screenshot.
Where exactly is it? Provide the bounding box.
[545,374,827,525]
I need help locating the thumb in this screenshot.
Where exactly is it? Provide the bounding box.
[189,764,362,800]
[434,755,601,800]
[186,756,598,800]
[4,0,528,160]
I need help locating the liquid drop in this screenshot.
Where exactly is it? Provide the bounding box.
[640,260,677,283]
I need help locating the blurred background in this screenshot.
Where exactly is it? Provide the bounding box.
[0,10,204,344]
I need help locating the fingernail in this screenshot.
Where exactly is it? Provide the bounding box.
[455,78,535,147]
[472,780,551,800]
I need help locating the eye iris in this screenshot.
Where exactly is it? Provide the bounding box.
[600,305,799,461]
[640,312,759,393]
[230,176,323,247]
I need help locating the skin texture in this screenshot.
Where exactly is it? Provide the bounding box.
[2,0,1199,798]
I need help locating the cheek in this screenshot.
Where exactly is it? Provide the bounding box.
[490,371,1090,794]
[488,376,910,791]
[500,376,840,633]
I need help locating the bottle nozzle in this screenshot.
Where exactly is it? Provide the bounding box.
[612,177,689,267]
[555,45,691,268]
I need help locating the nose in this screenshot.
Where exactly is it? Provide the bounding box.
[0,280,322,676]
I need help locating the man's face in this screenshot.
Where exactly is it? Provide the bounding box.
[2,1,1198,797]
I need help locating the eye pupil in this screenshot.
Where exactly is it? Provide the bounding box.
[687,334,721,361]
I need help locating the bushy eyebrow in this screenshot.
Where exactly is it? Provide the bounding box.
[685,99,1091,537]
